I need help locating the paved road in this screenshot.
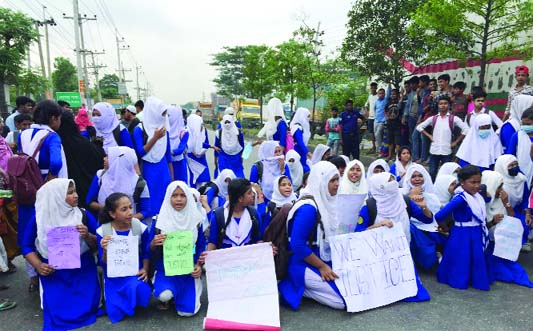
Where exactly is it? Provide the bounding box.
[2,131,532,330]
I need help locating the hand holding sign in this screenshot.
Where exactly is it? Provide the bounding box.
[47,226,81,270]
[163,231,194,276]
[107,235,139,278]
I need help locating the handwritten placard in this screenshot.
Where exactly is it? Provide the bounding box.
[330,225,418,312]
[163,231,194,276]
[493,216,523,261]
[336,194,366,234]
[204,243,280,330]
[47,226,81,269]
[107,235,139,278]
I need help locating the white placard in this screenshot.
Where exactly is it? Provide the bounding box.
[107,235,139,278]
[336,194,366,234]
[188,158,207,183]
[493,216,524,262]
[330,225,418,312]
[204,243,280,330]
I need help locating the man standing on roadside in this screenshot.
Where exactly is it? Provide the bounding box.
[5,96,33,132]
[364,82,378,153]
[339,99,366,160]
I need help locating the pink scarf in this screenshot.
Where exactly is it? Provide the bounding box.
[0,136,13,171]
[74,108,93,131]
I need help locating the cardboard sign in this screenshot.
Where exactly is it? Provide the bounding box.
[493,216,523,261]
[336,194,366,234]
[107,235,139,278]
[47,226,80,269]
[163,231,194,276]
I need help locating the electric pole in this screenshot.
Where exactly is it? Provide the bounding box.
[40,6,56,98]
[33,21,46,79]
[71,0,84,103]
[135,65,142,101]
[87,50,106,101]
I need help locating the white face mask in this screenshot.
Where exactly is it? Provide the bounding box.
[383,179,399,194]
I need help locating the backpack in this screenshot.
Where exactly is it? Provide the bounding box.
[365,194,412,226]
[197,181,219,197]
[213,205,261,248]
[431,114,454,132]
[7,132,51,205]
[101,217,144,242]
[263,195,323,280]
[112,126,122,146]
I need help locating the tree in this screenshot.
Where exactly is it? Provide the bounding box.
[342,0,428,88]
[242,45,276,121]
[99,74,120,99]
[410,0,533,87]
[0,8,37,116]
[16,68,49,99]
[52,57,77,93]
[210,46,247,99]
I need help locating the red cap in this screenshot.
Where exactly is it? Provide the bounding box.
[516,65,529,75]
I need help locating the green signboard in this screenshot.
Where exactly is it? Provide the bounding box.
[55,92,82,108]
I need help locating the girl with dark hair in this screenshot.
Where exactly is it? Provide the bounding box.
[267,175,297,225]
[390,146,412,184]
[18,100,68,292]
[22,179,100,330]
[150,181,205,314]
[435,165,491,290]
[97,193,151,323]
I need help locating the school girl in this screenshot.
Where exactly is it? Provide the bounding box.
[456,114,502,171]
[151,181,205,315]
[97,193,152,323]
[310,144,331,166]
[286,149,304,192]
[435,165,491,290]
[268,175,297,220]
[436,162,461,179]
[258,98,288,151]
[203,169,236,209]
[92,102,134,152]
[434,175,458,208]
[367,159,389,177]
[339,159,368,195]
[215,114,244,178]
[389,146,412,184]
[22,179,100,330]
[187,114,212,187]
[290,107,312,172]
[499,95,533,151]
[133,97,172,212]
[168,106,189,182]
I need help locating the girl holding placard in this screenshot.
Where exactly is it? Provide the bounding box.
[97,193,152,323]
[150,181,205,315]
[22,179,101,331]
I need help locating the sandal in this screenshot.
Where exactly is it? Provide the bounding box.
[0,299,16,311]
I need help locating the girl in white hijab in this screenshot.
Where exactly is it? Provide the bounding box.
[215,114,244,178]
[390,146,412,185]
[456,114,502,170]
[367,159,390,178]
[434,175,458,208]
[286,149,304,191]
[436,162,461,179]
[339,159,368,195]
[494,155,527,213]
[151,181,205,315]
[500,95,533,151]
[310,144,331,166]
[250,141,291,201]
[186,114,211,187]
[92,102,134,152]
[168,106,189,182]
[23,179,100,330]
[258,98,288,150]
[132,97,172,212]
[206,169,236,209]
[289,107,311,172]
[269,175,297,209]
[279,161,345,310]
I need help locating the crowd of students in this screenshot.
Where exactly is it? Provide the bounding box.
[0,64,531,329]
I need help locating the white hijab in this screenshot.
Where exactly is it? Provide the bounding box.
[224,107,236,117]
[367,159,390,178]
[191,188,209,231]
[368,172,411,242]
[168,105,186,161]
[401,164,435,195]
[258,98,286,139]
[481,170,506,222]
[516,129,533,188]
[186,114,207,156]
[214,169,236,200]
[434,175,457,207]
[393,150,412,182]
[21,124,68,178]
[506,95,533,131]
[290,107,311,145]
[290,161,339,261]
[456,114,502,168]
[339,159,368,195]
[270,175,297,207]
[494,154,526,207]
[156,181,203,243]
[141,97,169,163]
[219,115,242,155]
[98,146,138,205]
[310,144,330,165]
[286,149,304,190]
[92,102,120,151]
[436,162,461,178]
[35,179,83,258]
[258,141,283,200]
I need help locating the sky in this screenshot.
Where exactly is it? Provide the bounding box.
[2,0,352,105]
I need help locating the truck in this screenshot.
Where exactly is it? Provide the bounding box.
[233,98,262,128]
[198,102,215,127]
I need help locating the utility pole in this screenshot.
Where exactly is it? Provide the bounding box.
[71,0,84,103]
[115,33,130,81]
[135,65,142,101]
[87,50,106,101]
[40,6,56,98]
[34,21,46,79]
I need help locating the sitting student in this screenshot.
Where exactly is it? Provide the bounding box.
[268,176,297,221]
[339,159,368,195]
[465,90,503,129]
[435,165,491,290]
[481,171,533,287]
[207,178,262,250]
[417,95,469,181]
[5,113,32,153]
[200,169,236,209]
[286,150,304,192]
[367,159,389,177]
[390,146,412,184]
[150,181,205,315]
[326,155,347,177]
[97,193,151,323]
[434,175,458,208]
[436,162,461,179]
[250,141,291,202]
[456,114,503,171]
[310,144,332,166]
[499,95,533,152]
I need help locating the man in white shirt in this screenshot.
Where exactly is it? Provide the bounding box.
[417,95,469,181]
[5,96,33,131]
[5,113,32,151]
[364,82,378,153]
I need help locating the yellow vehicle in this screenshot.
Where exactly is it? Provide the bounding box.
[233,99,262,127]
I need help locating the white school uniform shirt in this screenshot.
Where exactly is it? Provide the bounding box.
[417,113,468,155]
[468,108,503,129]
[365,94,378,119]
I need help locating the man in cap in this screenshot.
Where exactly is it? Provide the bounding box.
[123,104,140,136]
[503,65,533,121]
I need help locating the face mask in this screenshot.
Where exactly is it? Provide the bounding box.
[92,116,103,128]
[521,125,533,133]
[508,166,520,177]
[478,129,491,139]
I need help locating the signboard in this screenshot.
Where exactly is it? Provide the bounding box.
[118,83,127,95]
[493,216,523,261]
[47,226,81,270]
[163,231,194,276]
[55,92,82,108]
[107,235,139,278]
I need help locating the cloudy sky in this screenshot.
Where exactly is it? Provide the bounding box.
[2,0,352,104]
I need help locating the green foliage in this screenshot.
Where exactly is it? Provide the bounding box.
[210,46,247,99]
[411,0,533,86]
[342,0,428,88]
[52,57,77,92]
[99,74,120,99]
[242,45,275,101]
[16,68,49,99]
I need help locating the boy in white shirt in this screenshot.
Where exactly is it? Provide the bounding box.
[5,113,32,152]
[466,90,503,129]
[417,95,469,180]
